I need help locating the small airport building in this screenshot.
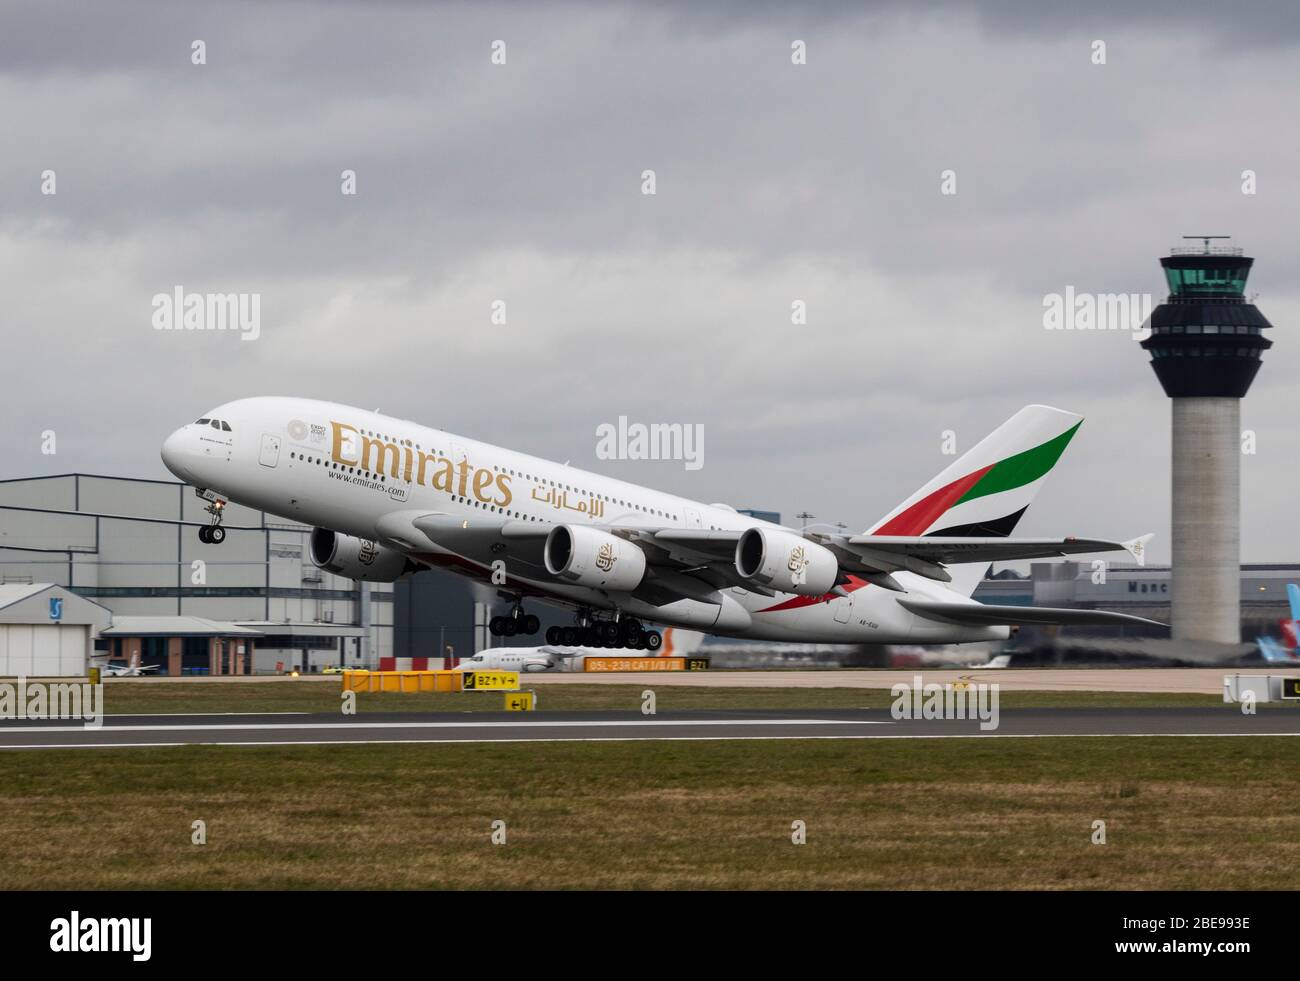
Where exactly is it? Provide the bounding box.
[975,561,1298,641]
[0,474,394,675]
[0,583,111,677]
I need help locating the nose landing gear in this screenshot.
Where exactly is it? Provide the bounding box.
[195,489,227,544]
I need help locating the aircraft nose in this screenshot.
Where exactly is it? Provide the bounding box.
[160,427,192,480]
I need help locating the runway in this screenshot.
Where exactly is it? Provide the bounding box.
[2,707,1298,749]
[97,667,1290,694]
[530,667,1289,695]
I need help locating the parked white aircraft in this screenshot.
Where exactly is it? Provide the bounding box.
[156,397,1160,649]
[460,628,705,672]
[92,659,161,677]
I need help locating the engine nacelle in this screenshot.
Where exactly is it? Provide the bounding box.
[309,528,415,583]
[735,527,838,596]
[544,525,647,592]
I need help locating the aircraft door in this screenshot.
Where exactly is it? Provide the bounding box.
[685,507,703,529]
[259,433,281,468]
[833,591,853,624]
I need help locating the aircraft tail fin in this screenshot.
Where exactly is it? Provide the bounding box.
[1257,636,1297,664]
[869,405,1083,596]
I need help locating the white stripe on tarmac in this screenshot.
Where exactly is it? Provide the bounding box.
[104,712,314,717]
[0,718,888,734]
[2,731,1300,750]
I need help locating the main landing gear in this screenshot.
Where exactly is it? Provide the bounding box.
[544,616,662,651]
[196,489,227,544]
[489,608,541,638]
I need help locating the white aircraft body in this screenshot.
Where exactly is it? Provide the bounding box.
[155,397,1160,648]
[92,659,160,677]
[462,628,705,672]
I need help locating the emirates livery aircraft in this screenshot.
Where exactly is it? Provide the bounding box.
[159,398,1160,650]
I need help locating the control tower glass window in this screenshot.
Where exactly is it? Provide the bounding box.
[1163,265,1249,296]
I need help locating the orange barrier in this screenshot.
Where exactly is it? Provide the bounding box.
[342,670,462,693]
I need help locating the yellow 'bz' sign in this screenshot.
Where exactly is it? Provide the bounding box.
[462,670,519,691]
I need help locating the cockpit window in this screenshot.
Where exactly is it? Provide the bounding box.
[195,418,210,425]
[210,420,221,430]
[220,421,232,432]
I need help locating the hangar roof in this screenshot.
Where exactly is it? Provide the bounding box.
[0,583,113,628]
[102,616,264,638]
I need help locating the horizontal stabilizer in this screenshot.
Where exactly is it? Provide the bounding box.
[845,535,1143,567]
[898,598,1166,628]
[1123,533,1155,567]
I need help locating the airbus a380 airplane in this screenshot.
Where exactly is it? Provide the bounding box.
[158,397,1161,650]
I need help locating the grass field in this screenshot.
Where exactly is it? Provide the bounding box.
[2,737,1298,889]
[90,679,1268,714]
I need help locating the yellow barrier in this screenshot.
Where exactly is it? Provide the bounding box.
[342,670,462,693]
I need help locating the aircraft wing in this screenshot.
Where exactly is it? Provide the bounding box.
[839,533,1153,569]
[391,515,1157,613]
[898,598,1166,628]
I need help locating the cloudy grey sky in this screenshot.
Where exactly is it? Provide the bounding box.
[2,0,1297,563]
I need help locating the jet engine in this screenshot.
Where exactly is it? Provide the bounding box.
[735,527,838,596]
[544,525,647,591]
[309,528,416,583]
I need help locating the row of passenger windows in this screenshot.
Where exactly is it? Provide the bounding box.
[351,426,684,520]
[451,495,542,521]
[337,421,720,524]
[195,418,232,431]
[291,452,387,481]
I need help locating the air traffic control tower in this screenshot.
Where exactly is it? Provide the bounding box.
[1139,237,1273,643]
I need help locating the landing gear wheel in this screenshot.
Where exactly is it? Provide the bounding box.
[599,622,620,645]
[208,525,225,544]
[620,620,641,646]
[198,526,211,544]
[522,614,541,636]
[545,626,562,645]
[560,627,578,645]
[644,630,663,651]
[489,616,507,636]
[633,633,647,650]
[502,618,519,637]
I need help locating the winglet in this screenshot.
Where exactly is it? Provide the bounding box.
[1123,533,1155,567]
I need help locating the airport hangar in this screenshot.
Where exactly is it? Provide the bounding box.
[0,474,1294,676]
[0,476,783,676]
[0,473,393,676]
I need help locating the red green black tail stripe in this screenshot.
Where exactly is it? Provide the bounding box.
[756,422,1080,614]
[952,421,1080,508]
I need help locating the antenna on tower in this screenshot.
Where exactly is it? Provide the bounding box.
[1183,234,1230,254]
